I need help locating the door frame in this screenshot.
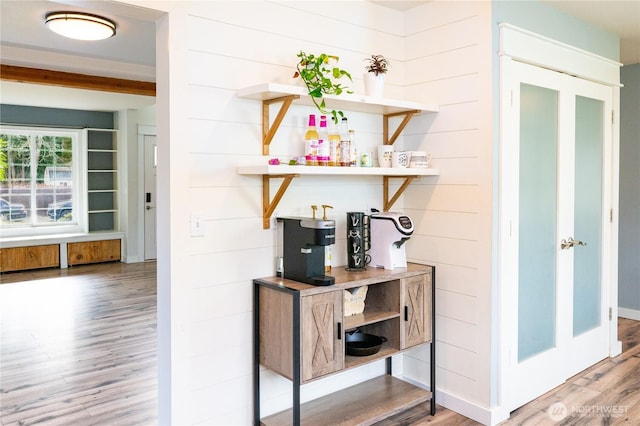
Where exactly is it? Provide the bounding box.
[137,124,157,262]
[497,24,622,417]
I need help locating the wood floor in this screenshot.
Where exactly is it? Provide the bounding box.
[0,262,157,426]
[1,262,638,425]
[379,318,640,426]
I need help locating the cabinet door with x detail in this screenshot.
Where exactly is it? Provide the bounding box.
[301,291,344,382]
[401,274,432,349]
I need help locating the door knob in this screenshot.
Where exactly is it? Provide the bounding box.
[146,205,154,210]
[560,237,587,250]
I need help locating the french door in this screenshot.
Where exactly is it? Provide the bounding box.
[501,60,614,412]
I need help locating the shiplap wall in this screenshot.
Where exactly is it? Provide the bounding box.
[151,1,494,424]
[401,0,494,415]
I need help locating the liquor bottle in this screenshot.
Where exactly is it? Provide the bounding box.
[339,117,351,167]
[328,121,341,166]
[304,114,318,166]
[317,115,329,166]
[349,129,357,167]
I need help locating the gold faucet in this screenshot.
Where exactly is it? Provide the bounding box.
[311,205,318,219]
[321,204,333,220]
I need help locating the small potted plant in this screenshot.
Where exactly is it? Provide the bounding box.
[293,51,352,123]
[363,54,390,97]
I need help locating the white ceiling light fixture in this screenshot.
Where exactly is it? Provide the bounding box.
[45,11,116,41]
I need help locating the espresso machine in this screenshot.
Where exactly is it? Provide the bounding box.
[369,211,414,270]
[278,216,336,286]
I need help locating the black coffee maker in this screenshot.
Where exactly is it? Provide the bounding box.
[278,216,336,286]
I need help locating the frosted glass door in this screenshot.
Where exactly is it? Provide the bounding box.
[504,60,612,412]
[573,95,603,337]
[518,83,558,362]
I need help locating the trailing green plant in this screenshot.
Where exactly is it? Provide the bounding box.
[364,54,390,76]
[293,51,352,123]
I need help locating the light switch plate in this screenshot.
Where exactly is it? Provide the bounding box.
[191,211,205,237]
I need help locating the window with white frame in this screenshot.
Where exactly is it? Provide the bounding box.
[0,127,83,236]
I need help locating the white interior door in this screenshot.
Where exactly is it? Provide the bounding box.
[144,135,157,260]
[502,60,613,412]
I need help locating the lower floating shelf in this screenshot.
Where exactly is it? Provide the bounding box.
[237,165,440,176]
[260,375,431,426]
[238,165,441,229]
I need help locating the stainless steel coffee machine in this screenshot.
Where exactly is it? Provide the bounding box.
[369,211,413,270]
[278,216,336,286]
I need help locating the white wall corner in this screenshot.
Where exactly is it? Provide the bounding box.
[425,384,509,426]
[123,255,141,264]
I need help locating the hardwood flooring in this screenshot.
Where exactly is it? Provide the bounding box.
[378,317,640,426]
[1,262,638,425]
[0,262,157,426]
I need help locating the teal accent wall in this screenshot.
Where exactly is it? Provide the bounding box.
[1,104,114,129]
[619,63,640,312]
[493,0,619,62]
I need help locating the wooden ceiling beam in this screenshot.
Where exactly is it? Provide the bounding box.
[0,64,156,97]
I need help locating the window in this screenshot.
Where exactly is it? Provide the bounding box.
[0,127,83,236]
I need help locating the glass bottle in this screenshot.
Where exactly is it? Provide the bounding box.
[349,129,357,167]
[328,120,341,166]
[339,117,351,167]
[304,114,318,166]
[317,115,329,166]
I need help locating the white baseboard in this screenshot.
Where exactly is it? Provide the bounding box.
[618,307,640,320]
[399,375,508,426]
[436,389,508,426]
[123,255,141,264]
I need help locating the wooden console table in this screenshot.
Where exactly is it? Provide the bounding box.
[253,263,436,425]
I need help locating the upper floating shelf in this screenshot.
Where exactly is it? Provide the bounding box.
[236,83,439,116]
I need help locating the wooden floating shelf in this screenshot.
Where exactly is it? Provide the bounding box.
[237,165,440,176]
[237,83,439,153]
[237,83,441,229]
[237,83,439,115]
[238,166,440,229]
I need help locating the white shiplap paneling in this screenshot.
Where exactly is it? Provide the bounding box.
[153,0,495,423]
[402,0,494,412]
[174,2,424,423]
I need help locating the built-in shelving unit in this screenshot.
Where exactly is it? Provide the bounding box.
[236,84,440,229]
[86,129,118,232]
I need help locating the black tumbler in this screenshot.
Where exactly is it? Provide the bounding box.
[346,212,370,271]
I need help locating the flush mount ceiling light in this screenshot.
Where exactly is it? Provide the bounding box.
[45,12,116,41]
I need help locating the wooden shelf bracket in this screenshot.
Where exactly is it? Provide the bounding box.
[383,175,418,211]
[262,174,299,229]
[383,110,420,145]
[262,95,299,155]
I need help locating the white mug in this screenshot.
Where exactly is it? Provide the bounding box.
[392,151,410,168]
[409,151,432,168]
[377,145,394,168]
